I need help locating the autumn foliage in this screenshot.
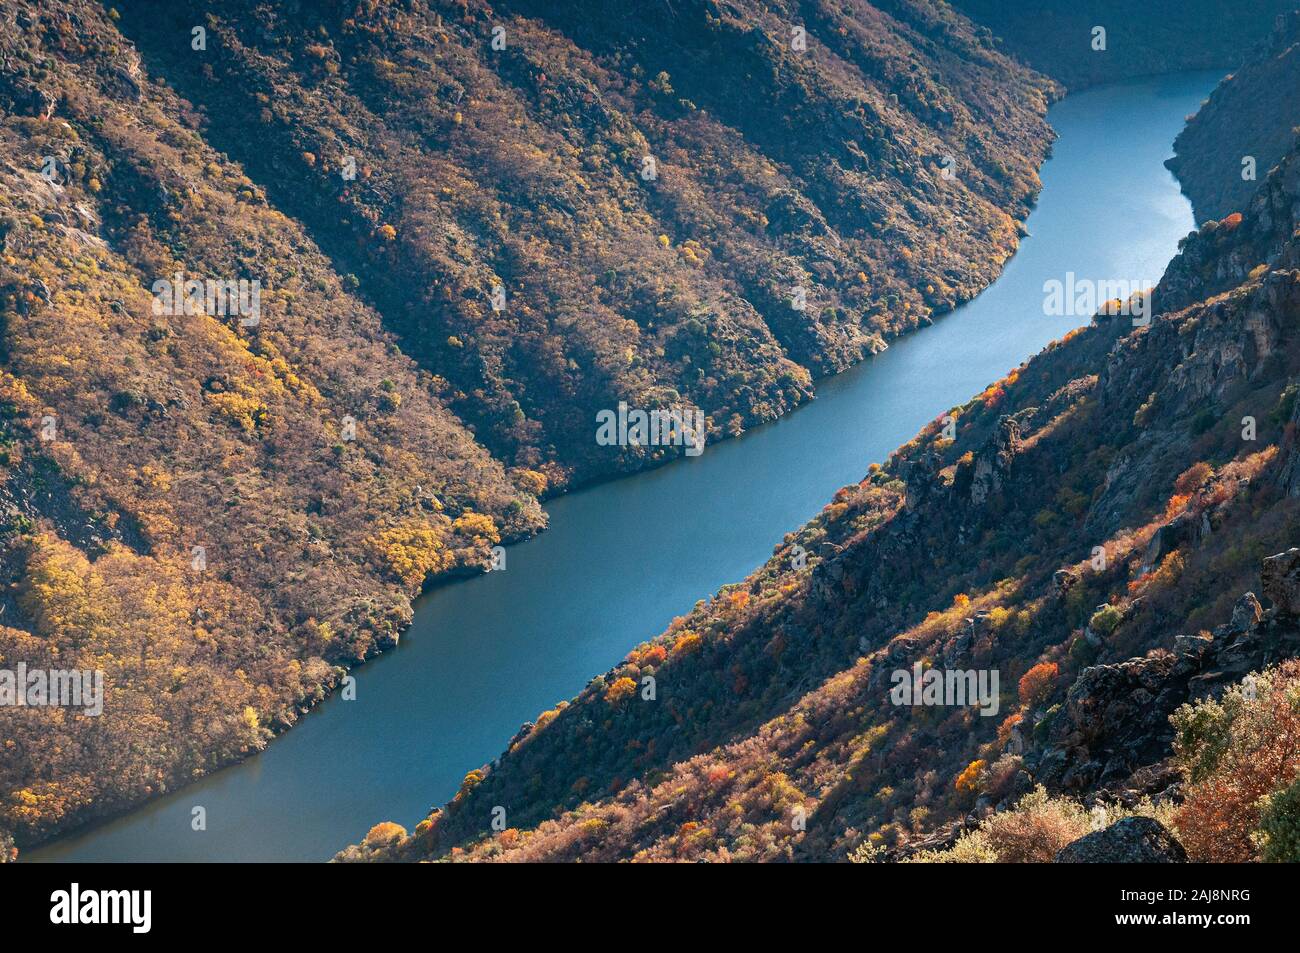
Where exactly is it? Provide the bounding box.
[1172,661,1300,861]
[1018,663,1059,708]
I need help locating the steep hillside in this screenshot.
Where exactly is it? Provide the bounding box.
[1166,10,1300,223]
[0,0,1055,850]
[952,0,1295,90]
[340,100,1300,863]
[0,0,546,847]
[111,0,1056,485]
[1159,135,1300,314]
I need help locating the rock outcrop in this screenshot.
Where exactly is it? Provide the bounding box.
[1055,816,1187,863]
[1262,548,1300,613]
[1035,558,1300,795]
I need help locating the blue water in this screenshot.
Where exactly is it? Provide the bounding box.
[29,71,1220,862]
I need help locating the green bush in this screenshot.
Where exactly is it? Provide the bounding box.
[1088,603,1123,637]
[1255,777,1300,862]
[1170,690,1238,784]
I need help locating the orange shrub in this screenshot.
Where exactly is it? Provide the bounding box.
[955,759,985,793]
[1018,662,1059,708]
[1173,661,1300,861]
[671,632,703,658]
[363,821,406,847]
[1164,492,1191,521]
[1173,461,1213,496]
[997,712,1024,747]
[604,677,638,705]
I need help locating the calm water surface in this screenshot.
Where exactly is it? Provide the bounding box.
[31,71,1220,862]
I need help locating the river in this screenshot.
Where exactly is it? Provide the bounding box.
[30,71,1220,862]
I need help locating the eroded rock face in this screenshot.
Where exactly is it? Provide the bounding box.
[903,451,944,512]
[1037,652,1183,791]
[1144,514,1195,570]
[968,417,1022,507]
[1261,548,1300,613]
[1055,816,1187,863]
[765,189,832,238]
[1231,592,1264,631]
[1035,560,1300,794]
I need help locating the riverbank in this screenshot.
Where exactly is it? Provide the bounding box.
[28,71,1221,862]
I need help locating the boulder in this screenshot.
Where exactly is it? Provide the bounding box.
[1172,631,1213,656]
[1261,548,1300,614]
[1143,514,1194,570]
[1037,652,1184,790]
[1230,592,1263,632]
[1055,816,1187,863]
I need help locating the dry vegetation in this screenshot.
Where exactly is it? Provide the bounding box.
[110,0,1056,484]
[342,127,1300,861]
[0,0,544,846]
[0,0,1058,850]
